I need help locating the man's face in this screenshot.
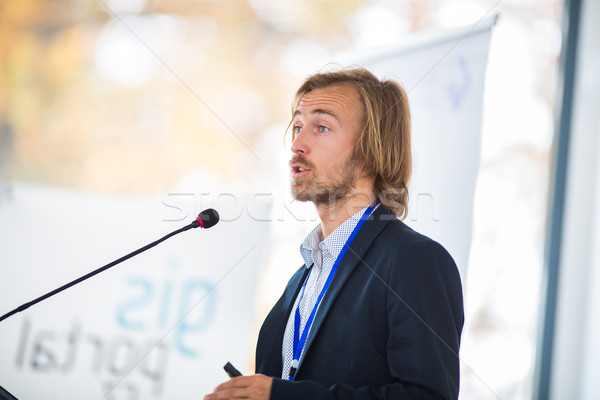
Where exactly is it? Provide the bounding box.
[289,84,365,206]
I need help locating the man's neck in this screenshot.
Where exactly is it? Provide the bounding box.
[317,194,375,239]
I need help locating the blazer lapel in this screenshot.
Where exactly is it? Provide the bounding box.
[259,265,310,375]
[295,206,396,374]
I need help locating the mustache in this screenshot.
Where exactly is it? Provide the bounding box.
[289,155,315,170]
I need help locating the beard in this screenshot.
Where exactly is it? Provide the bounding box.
[290,154,360,207]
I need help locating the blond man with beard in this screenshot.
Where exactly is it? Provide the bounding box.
[205,68,463,400]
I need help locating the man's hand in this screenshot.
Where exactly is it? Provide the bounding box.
[204,374,272,400]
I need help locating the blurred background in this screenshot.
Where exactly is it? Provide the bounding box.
[1,0,598,399]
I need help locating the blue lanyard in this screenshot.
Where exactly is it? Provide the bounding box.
[288,204,376,380]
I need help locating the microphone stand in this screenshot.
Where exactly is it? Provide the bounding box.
[1,218,198,322]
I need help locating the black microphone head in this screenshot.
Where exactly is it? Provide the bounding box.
[197,208,219,229]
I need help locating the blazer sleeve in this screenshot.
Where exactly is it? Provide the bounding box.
[268,238,464,400]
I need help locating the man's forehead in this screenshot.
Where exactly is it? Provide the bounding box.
[295,84,361,113]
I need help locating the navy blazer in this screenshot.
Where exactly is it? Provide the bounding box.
[255,206,464,399]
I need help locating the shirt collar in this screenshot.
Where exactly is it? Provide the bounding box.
[299,203,378,270]
[299,224,323,269]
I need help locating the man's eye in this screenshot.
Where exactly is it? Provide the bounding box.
[318,125,330,133]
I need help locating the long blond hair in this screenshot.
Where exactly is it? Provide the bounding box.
[291,68,412,219]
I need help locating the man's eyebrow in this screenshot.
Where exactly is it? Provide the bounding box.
[293,108,341,124]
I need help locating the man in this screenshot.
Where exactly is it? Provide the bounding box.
[205,68,464,400]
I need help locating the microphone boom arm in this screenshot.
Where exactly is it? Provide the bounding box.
[0,209,219,323]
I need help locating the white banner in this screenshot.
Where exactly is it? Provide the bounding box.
[0,182,270,399]
[349,16,496,277]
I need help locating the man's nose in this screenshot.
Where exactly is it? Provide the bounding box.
[291,130,308,155]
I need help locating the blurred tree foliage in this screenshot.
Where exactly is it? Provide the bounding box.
[0,0,370,192]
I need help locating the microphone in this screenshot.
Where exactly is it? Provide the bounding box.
[193,208,220,229]
[0,209,220,323]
